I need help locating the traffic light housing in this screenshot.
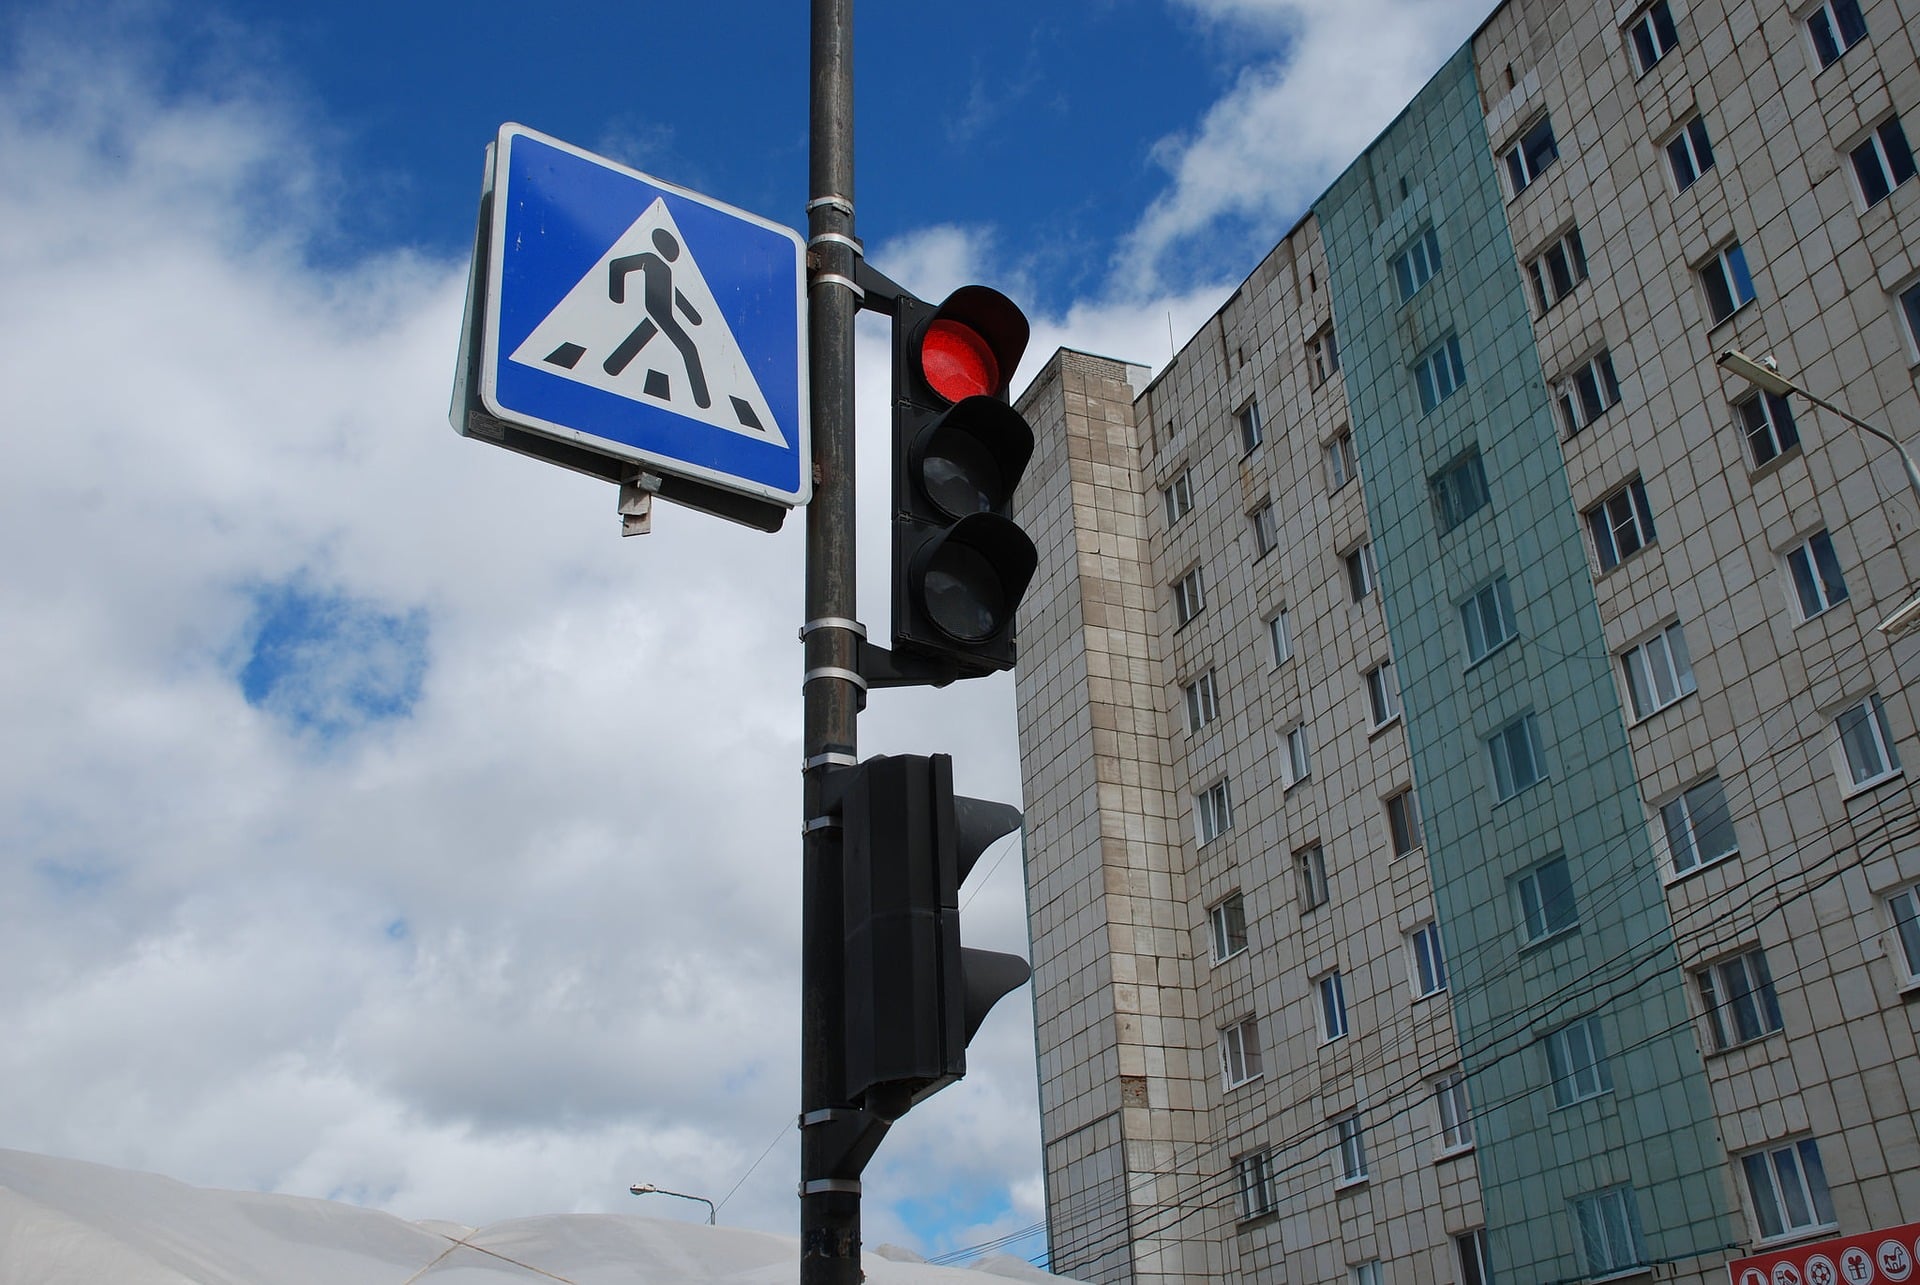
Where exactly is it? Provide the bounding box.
[838,753,1031,1113]
[889,286,1038,678]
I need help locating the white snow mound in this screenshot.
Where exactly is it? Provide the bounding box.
[0,1149,1084,1283]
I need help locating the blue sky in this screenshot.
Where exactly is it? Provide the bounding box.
[0,0,1493,1268]
[140,0,1229,306]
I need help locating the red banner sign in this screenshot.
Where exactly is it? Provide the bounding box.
[1729,1223,1920,1285]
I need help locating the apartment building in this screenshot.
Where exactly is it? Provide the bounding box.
[1010,0,1920,1280]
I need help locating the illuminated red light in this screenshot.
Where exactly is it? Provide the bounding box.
[920,320,1000,403]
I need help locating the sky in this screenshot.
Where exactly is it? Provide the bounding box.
[0,0,1493,1267]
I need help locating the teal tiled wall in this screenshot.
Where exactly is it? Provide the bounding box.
[1314,44,1734,1282]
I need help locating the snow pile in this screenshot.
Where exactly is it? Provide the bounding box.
[0,1150,1078,1283]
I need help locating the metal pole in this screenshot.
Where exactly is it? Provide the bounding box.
[801,1,861,1282]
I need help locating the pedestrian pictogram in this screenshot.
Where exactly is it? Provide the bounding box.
[451,124,809,531]
[509,198,784,447]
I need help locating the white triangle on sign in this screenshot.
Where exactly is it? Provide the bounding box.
[508,197,786,446]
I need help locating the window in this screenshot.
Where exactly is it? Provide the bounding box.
[1785,529,1847,619]
[1556,350,1622,435]
[1236,1148,1278,1219]
[1619,620,1697,719]
[1326,428,1357,490]
[1806,0,1867,69]
[1296,842,1329,910]
[1345,542,1378,601]
[1334,1113,1368,1182]
[1573,1186,1647,1276]
[1517,854,1579,941]
[1528,226,1589,313]
[1210,892,1248,962]
[1318,970,1350,1041]
[1488,713,1545,800]
[1237,399,1263,453]
[1174,565,1206,626]
[1695,947,1783,1050]
[1197,778,1233,844]
[1546,1015,1613,1106]
[1700,240,1756,325]
[1741,1139,1837,1240]
[1351,1262,1383,1285]
[1906,281,1920,361]
[1284,724,1313,788]
[1435,1072,1474,1151]
[1835,693,1900,789]
[1851,115,1916,208]
[1629,0,1679,73]
[1456,1229,1493,1285]
[1409,921,1448,997]
[1386,788,1423,857]
[1393,225,1443,301]
[1587,478,1656,571]
[1220,1016,1263,1088]
[1661,776,1738,876]
[1431,448,1490,533]
[1249,501,1279,558]
[1666,115,1716,192]
[1162,468,1194,525]
[1184,670,1220,733]
[1267,608,1293,666]
[1310,327,1341,384]
[1504,114,1559,195]
[1886,883,1920,985]
[1737,390,1798,466]
[1366,661,1400,728]
[1415,334,1467,412]
[1461,576,1517,664]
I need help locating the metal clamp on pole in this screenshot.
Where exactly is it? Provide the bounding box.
[803,665,868,691]
[800,1179,862,1196]
[804,751,859,772]
[799,617,867,642]
[808,273,863,300]
[808,231,863,255]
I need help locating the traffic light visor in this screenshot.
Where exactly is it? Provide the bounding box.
[914,286,1030,403]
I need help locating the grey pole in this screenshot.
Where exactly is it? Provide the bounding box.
[801,1,862,1282]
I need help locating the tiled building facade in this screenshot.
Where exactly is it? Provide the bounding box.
[1010,0,1920,1280]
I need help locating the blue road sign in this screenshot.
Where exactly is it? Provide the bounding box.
[477,124,810,512]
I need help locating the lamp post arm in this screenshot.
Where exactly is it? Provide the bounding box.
[1794,385,1920,513]
[629,1184,718,1225]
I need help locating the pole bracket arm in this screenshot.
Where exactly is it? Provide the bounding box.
[857,640,959,690]
[799,1106,892,1183]
[853,259,910,318]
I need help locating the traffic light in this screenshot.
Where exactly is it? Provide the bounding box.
[837,753,1031,1114]
[889,286,1038,678]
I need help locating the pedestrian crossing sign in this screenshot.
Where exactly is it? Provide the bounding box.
[454,124,809,529]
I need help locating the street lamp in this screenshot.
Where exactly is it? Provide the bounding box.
[1717,347,1920,634]
[628,1182,716,1225]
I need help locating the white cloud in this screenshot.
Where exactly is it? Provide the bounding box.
[0,15,883,1243]
[1121,0,1494,287]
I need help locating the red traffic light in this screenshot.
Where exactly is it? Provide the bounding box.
[921,321,1000,403]
[912,286,1030,405]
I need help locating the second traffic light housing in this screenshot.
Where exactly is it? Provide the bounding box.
[891,286,1038,678]
[838,753,1031,1113]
